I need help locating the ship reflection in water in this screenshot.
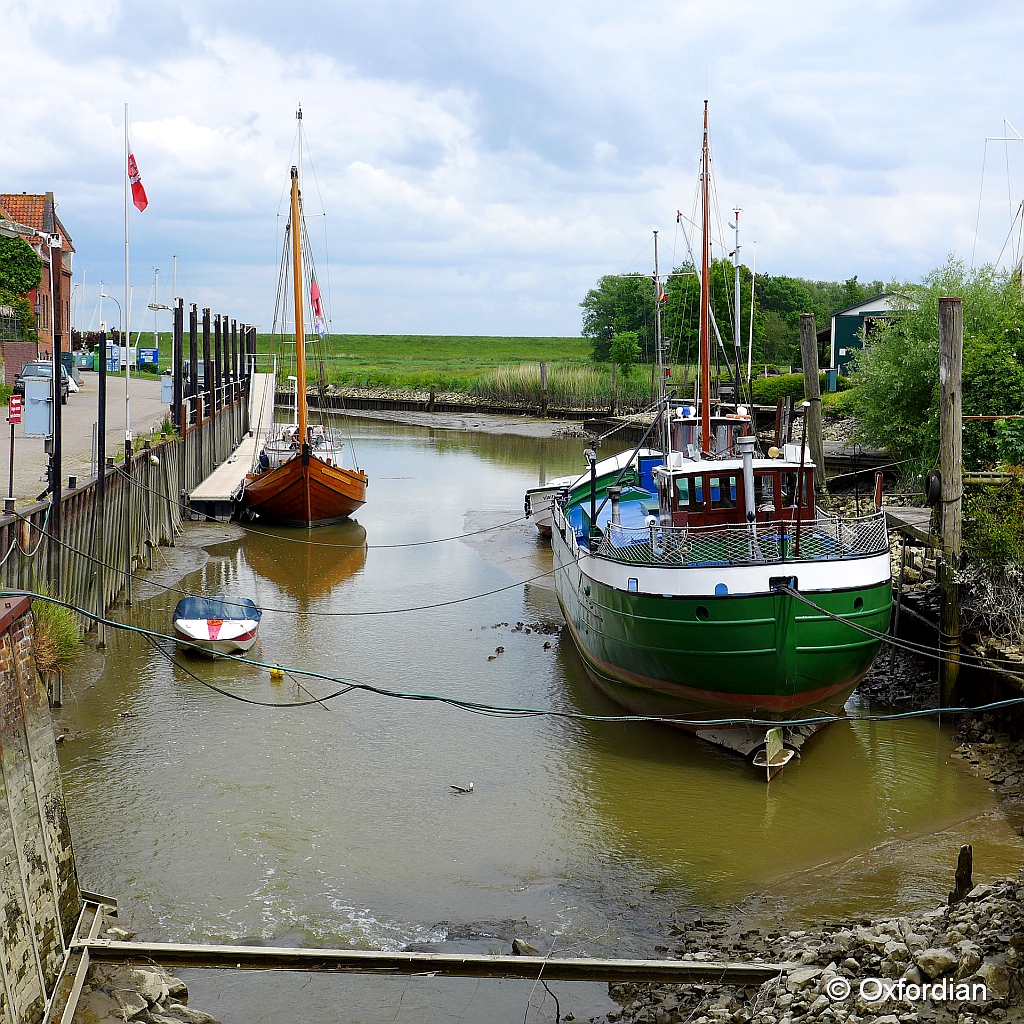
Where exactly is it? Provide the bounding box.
[238,519,368,603]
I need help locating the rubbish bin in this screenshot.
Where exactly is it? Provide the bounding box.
[161,371,174,404]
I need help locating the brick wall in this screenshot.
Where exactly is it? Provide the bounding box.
[0,596,80,1024]
[1,343,39,385]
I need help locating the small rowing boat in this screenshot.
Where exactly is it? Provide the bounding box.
[173,594,262,657]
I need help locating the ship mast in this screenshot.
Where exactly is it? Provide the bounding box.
[699,100,712,453]
[653,230,669,457]
[289,164,308,447]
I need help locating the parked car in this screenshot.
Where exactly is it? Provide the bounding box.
[14,361,70,404]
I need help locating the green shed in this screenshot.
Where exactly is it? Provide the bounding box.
[830,294,898,373]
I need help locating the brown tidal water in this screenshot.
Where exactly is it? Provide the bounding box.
[57,417,1024,1023]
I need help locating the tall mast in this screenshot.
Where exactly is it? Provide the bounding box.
[290,165,307,445]
[699,100,712,452]
[653,230,668,456]
[731,207,742,407]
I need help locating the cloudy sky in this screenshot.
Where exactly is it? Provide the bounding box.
[4,0,1024,336]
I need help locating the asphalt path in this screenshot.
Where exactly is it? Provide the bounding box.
[4,373,170,504]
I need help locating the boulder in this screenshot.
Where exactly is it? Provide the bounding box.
[113,989,148,1019]
[785,966,821,993]
[915,947,956,979]
[166,976,189,1001]
[162,1005,223,1024]
[133,968,168,1005]
[902,964,924,985]
[974,962,1011,999]
[954,942,983,981]
[854,926,887,952]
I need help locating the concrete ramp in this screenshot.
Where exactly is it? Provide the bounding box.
[188,373,277,508]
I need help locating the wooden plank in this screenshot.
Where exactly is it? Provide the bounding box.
[74,940,783,985]
[884,506,935,546]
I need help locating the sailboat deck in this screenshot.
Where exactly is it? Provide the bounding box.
[189,373,276,503]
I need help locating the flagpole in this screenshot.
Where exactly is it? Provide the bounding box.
[124,100,132,609]
[124,101,132,447]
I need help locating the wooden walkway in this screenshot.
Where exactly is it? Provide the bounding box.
[884,505,934,544]
[189,373,276,504]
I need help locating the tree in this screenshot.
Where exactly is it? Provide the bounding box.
[851,257,1024,471]
[0,236,42,296]
[610,331,640,376]
[581,274,655,362]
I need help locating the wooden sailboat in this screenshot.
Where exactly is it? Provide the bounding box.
[242,158,368,527]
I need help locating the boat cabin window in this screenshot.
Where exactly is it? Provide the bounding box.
[777,470,815,510]
[709,475,737,509]
[754,474,776,509]
[672,421,697,453]
[674,476,692,508]
[780,472,798,508]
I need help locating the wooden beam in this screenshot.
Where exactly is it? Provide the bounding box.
[74,940,784,985]
[938,296,963,706]
[798,314,825,492]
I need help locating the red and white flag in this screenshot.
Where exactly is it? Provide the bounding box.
[128,148,148,212]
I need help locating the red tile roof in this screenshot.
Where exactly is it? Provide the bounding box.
[0,194,46,231]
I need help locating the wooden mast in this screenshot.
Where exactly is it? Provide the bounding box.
[699,100,712,452]
[289,166,308,447]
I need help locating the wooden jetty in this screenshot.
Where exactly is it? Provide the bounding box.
[188,371,276,518]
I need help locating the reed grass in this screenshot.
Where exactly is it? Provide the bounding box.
[32,586,82,675]
[470,363,653,410]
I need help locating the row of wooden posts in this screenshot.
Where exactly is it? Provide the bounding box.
[0,301,255,642]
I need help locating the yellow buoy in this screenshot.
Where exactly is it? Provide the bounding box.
[270,666,285,682]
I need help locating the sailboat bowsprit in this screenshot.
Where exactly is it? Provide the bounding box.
[241,148,368,527]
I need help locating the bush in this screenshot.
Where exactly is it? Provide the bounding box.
[997,419,1024,466]
[962,472,1024,566]
[852,258,1024,470]
[749,372,849,405]
[31,590,82,675]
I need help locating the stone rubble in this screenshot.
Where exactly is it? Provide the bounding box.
[588,880,1024,1024]
[74,920,221,1024]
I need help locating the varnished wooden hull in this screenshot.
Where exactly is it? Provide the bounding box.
[243,453,367,526]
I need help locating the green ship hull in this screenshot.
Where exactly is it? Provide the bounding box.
[552,535,892,720]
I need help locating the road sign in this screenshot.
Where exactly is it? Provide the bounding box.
[8,395,22,425]
[140,348,159,366]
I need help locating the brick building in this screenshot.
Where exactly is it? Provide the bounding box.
[0,193,75,380]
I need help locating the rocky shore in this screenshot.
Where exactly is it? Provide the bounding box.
[73,917,221,1023]
[596,879,1023,1024]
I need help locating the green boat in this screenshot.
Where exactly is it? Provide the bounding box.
[551,103,892,760]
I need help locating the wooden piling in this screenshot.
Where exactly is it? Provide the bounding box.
[172,299,184,432]
[540,360,548,418]
[938,296,963,707]
[798,313,825,492]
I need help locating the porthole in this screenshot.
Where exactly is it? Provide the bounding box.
[695,606,710,621]
[853,597,864,611]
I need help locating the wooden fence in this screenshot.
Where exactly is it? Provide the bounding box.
[0,389,249,631]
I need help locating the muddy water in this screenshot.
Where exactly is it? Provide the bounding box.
[58,418,1023,1023]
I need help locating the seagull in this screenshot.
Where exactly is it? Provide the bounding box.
[450,783,474,795]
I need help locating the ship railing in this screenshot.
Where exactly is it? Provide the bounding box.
[594,511,889,568]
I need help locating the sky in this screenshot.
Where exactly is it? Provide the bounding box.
[4,0,1024,337]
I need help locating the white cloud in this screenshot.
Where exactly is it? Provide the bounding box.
[2,0,1024,333]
